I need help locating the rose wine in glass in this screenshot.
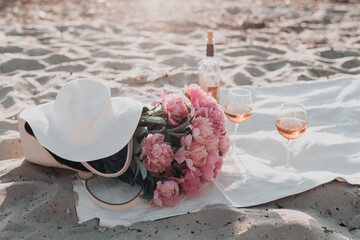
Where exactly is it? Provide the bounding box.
[276,103,307,169]
[224,88,253,157]
[224,105,253,123]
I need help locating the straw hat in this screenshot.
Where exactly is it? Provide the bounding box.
[19,79,143,162]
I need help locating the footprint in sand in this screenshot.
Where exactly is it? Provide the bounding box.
[101,41,130,47]
[0,58,45,73]
[262,61,288,71]
[233,72,253,85]
[93,51,117,59]
[0,86,13,101]
[250,46,286,55]
[26,48,52,56]
[308,68,336,77]
[104,61,132,70]
[342,59,360,69]
[46,65,86,72]
[1,95,15,109]
[320,50,359,59]
[0,46,23,54]
[297,75,313,81]
[225,50,269,58]
[56,26,69,32]
[155,49,182,55]
[139,42,161,49]
[289,61,309,67]
[226,7,241,15]
[35,75,56,85]
[161,56,197,67]
[43,54,72,65]
[245,67,265,77]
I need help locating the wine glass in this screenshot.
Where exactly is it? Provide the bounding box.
[276,103,307,169]
[224,88,253,157]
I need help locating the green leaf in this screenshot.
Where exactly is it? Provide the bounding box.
[134,155,141,161]
[182,89,190,100]
[136,159,148,180]
[140,178,155,200]
[131,163,140,186]
[140,137,146,150]
[118,173,134,186]
[185,103,191,114]
[167,117,191,133]
[147,175,156,187]
[134,127,147,137]
[142,106,150,113]
[140,193,154,200]
[133,138,141,155]
[161,129,172,144]
[130,156,137,174]
[147,127,165,135]
[168,131,187,138]
[148,108,163,117]
[140,116,166,125]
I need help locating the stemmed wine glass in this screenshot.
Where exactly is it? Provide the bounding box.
[276,103,307,169]
[224,88,253,157]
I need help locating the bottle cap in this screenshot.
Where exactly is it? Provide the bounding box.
[207,30,213,44]
[206,30,214,57]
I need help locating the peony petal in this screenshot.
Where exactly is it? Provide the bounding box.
[174,147,185,163]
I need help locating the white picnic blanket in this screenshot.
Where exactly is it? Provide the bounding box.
[73,77,360,227]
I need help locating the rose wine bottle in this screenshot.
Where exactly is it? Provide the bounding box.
[199,30,221,103]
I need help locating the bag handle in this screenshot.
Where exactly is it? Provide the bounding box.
[78,138,143,210]
[80,178,143,211]
[80,138,133,178]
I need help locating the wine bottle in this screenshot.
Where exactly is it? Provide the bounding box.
[199,30,221,103]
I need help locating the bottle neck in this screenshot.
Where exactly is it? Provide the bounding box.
[206,44,214,57]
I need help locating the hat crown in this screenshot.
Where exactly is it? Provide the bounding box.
[19,78,144,162]
[52,79,114,145]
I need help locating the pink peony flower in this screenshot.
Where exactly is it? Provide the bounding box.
[200,151,224,183]
[174,134,208,171]
[196,103,226,136]
[151,99,162,106]
[190,117,219,150]
[213,157,223,179]
[200,150,220,183]
[218,135,231,156]
[180,169,202,197]
[141,134,174,177]
[161,90,189,126]
[151,180,180,207]
[185,84,216,109]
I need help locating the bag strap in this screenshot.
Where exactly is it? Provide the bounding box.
[77,138,143,210]
[78,177,143,211]
[80,138,133,178]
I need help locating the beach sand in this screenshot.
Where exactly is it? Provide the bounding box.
[0,0,360,239]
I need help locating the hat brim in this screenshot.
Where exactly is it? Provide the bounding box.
[19,97,143,162]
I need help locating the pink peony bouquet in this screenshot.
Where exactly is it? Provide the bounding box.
[118,84,230,207]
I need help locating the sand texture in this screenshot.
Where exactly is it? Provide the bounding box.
[0,0,360,239]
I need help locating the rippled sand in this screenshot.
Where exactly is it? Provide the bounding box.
[0,0,360,239]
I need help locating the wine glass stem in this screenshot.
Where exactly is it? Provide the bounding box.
[286,139,291,169]
[232,123,239,155]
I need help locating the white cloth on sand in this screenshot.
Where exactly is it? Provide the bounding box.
[73,77,360,227]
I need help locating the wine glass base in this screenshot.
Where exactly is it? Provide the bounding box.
[231,146,245,158]
[230,146,249,174]
[274,165,298,177]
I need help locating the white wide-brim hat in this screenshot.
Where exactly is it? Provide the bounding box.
[19,79,143,162]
